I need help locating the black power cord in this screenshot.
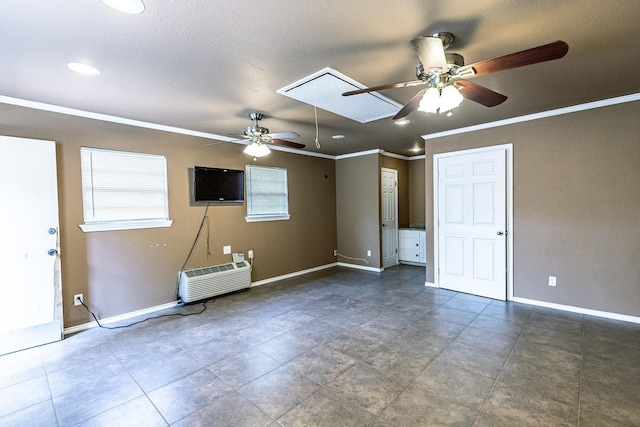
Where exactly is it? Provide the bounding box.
[175,204,211,303]
[74,204,216,329]
[76,297,213,330]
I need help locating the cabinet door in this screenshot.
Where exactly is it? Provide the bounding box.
[399,242,420,261]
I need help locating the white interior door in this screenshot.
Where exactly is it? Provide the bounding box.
[381,168,398,269]
[0,136,62,355]
[435,148,507,300]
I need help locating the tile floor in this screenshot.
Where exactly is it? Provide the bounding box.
[1,265,639,426]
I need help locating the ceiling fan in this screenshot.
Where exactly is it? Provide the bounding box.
[343,32,569,119]
[218,112,305,158]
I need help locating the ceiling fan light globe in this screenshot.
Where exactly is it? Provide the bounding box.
[439,84,463,113]
[244,142,270,157]
[244,142,259,156]
[418,87,440,113]
[254,143,271,157]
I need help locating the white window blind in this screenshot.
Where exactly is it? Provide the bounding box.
[80,147,172,232]
[245,165,290,222]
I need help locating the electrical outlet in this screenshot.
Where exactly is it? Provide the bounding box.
[74,294,84,306]
[367,250,372,257]
[248,250,254,259]
[223,245,231,255]
[333,249,338,256]
[548,276,557,287]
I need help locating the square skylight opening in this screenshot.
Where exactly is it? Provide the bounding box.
[277,67,402,123]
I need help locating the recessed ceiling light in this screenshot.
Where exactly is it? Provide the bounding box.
[67,62,101,76]
[331,135,345,140]
[102,0,145,14]
[394,119,411,125]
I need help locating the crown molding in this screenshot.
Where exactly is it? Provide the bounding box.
[421,93,640,141]
[3,92,638,160]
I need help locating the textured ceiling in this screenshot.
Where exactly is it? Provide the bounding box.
[1,0,639,156]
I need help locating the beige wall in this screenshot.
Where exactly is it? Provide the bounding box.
[3,97,637,328]
[408,158,426,228]
[425,101,640,317]
[1,104,337,328]
[336,154,380,268]
[336,153,425,269]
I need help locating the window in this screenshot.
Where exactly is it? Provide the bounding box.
[79,147,172,232]
[245,165,290,222]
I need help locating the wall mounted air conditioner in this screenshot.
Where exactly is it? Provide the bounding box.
[179,261,251,303]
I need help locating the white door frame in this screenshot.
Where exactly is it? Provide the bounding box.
[381,167,399,269]
[433,144,514,300]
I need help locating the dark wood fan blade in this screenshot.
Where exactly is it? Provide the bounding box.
[459,40,569,77]
[269,139,305,149]
[393,88,427,120]
[454,80,507,107]
[267,131,299,139]
[342,80,426,96]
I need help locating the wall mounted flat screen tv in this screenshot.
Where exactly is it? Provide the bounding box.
[194,166,244,203]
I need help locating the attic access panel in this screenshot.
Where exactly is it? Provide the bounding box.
[277,67,402,123]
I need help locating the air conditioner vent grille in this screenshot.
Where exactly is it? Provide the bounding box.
[184,263,234,277]
[179,262,251,303]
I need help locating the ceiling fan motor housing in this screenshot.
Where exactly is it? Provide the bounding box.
[245,112,269,137]
[244,125,269,137]
[416,52,465,80]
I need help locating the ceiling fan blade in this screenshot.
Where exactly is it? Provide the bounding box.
[203,136,246,147]
[410,36,448,73]
[269,139,305,149]
[393,88,427,120]
[267,131,300,139]
[454,80,507,107]
[203,141,230,147]
[459,40,569,77]
[342,80,426,96]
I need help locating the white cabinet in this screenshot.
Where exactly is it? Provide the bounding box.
[399,229,426,265]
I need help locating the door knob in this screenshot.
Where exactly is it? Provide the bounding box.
[48,228,57,235]
[48,249,58,256]
[497,231,504,236]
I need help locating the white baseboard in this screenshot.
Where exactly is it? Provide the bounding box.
[63,262,403,335]
[513,297,640,325]
[64,270,640,336]
[400,261,426,267]
[65,264,341,335]
[337,262,383,272]
[250,263,338,287]
[63,301,179,336]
